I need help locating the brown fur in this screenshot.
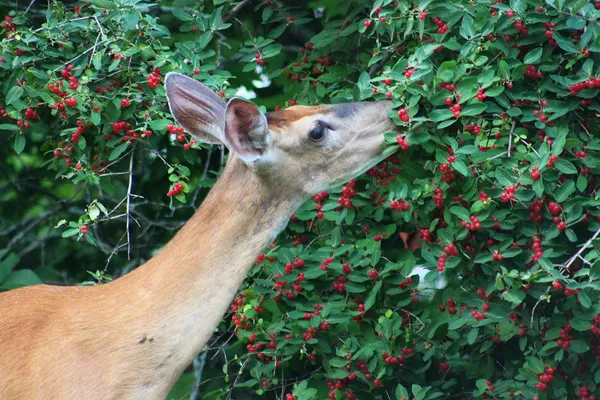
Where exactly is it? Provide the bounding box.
[266,105,326,128]
[0,158,299,400]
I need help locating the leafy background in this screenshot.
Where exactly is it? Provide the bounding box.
[1,0,600,399]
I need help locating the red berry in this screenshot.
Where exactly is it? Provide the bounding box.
[552,281,562,290]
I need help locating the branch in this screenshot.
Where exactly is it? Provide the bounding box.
[507,119,515,157]
[189,352,207,400]
[530,225,600,327]
[126,150,135,260]
[222,0,253,23]
[52,38,112,72]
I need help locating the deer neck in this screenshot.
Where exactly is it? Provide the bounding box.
[114,157,299,392]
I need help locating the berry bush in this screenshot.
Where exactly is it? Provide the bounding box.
[1,0,600,399]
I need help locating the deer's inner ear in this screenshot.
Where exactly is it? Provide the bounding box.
[223,98,270,164]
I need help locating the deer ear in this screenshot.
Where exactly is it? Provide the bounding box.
[223,98,269,163]
[165,72,225,144]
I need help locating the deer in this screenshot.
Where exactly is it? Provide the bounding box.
[0,72,397,400]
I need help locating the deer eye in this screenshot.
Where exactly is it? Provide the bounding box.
[308,122,326,142]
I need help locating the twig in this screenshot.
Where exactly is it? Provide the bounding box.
[189,352,207,400]
[88,16,106,67]
[23,0,37,15]
[99,149,132,172]
[507,120,515,157]
[6,16,97,43]
[226,359,249,400]
[126,150,135,260]
[222,0,253,23]
[52,39,112,72]
[104,233,127,272]
[530,225,600,327]
[564,225,600,270]
[152,150,174,170]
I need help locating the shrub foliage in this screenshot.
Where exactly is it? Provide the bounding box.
[1,0,600,399]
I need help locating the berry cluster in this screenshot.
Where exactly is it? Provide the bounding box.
[590,315,600,337]
[524,64,542,80]
[432,17,448,34]
[460,215,480,231]
[319,256,334,271]
[395,135,409,150]
[475,88,487,101]
[433,188,444,209]
[337,180,356,208]
[312,190,328,220]
[397,108,409,122]
[146,68,162,88]
[514,19,528,35]
[437,253,446,272]
[1,15,15,34]
[492,250,503,261]
[531,236,544,262]
[443,243,459,256]
[576,386,595,400]
[166,182,184,197]
[389,198,409,211]
[500,185,516,202]
[569,77,600,96]
[419,228,432,243]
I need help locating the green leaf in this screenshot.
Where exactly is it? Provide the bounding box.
[554,160,577,174]
[396,384,409,399]
[14,134,25,154]
[553,33,580,54]
[329,357,349,368]
[327,369,350,379]
[269,24,287,39]
[524,47,543,64]
[460,15,476,39]
[461,103,487,116]
[429,109,454,121]
[91,110,101,126]
[5,86,24,106]
[468,327,479,345]
[526,356,544,374]
[570,340,590,354]
[555,181,575,202]
[62,228,80,238]
[578,291,591,308]
[1,269,42,289]
[0,253,20,283]
[498,60,510,80]
[437,61,456,81]
[0,124,18,131]
[149,119,172,131]
[364,281,381,311]
[576,175,587,192]
[450,206,470,222]
[502,289,525,306]
[456,145,479,155]
[109,142,129,161]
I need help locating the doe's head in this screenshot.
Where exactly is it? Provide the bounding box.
[165,73,397,196]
